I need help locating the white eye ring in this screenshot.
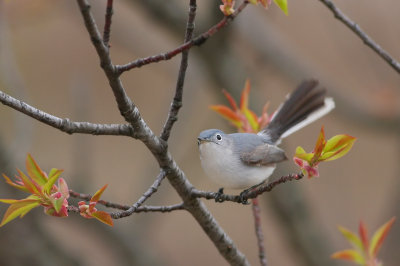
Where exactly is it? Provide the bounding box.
[216,134,222,141]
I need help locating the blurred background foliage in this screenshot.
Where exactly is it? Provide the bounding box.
[0,0,399,265]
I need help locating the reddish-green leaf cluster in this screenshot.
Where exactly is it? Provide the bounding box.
[332,217,396,266]
[78,184,113,227]
[219,0,288,16]
[293,126,356,178]
[220,0,235,16]
[210,79,270,134]
[249,0,271,8]
[0,154,69,226]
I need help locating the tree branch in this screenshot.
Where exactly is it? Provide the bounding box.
[69,190,186,213]
[160,0,197,141]
[191,173,304,204]
[0,90,133,136]
[115,0,249,74]
[68,203,185,214]
[252,198,267,266]
[318,0,400,74]
[103,0,114,47]
[111,170,166,219]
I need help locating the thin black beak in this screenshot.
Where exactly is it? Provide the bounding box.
[197,137,209,145]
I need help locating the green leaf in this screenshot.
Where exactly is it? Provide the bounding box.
[369,217,395,257]
[43,169,63,194]
[294,146,314,163]
[91,211,114,226]
[26,154,48,185]
[17,169,40,195]
[243,108,259,132]
[338,226,364,251]
[273,0,288,15]
[53,197,64,213]
[0,199,40,227]
[321,134,356,161]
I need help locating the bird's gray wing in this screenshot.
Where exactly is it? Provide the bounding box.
[240,143,287,166]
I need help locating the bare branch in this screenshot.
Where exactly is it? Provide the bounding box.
[0,90,133,136]
[319,0,400,74]
[116,1,249,74]
[69,191,185,213]
[192,173,304,204]
[111,171,167,219]
[68,203,185,213]
[134,203,185,213]
[252,198,267,266]
[103,0,114,47]
[77,0,147,135]
[160,0,197,141]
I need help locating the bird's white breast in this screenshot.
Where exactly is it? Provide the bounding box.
[199,142,275,189]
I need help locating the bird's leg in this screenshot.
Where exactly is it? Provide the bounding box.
[239,180,266,204]
[215,187,225,203]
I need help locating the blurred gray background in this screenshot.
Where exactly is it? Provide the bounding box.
[0,0,399,265]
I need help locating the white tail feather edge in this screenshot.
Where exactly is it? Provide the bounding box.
[279,97,335,139]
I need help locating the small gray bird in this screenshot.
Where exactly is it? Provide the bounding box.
[197,80,335,193]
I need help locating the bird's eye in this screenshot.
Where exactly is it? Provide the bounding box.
[216,134,222,141]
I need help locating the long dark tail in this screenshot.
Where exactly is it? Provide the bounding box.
[259,80,334,143]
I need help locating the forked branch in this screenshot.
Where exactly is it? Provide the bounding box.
[115,1,249,74]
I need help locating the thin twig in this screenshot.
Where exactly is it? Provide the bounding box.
[252,198,267,266]
[68,193,185,213]
[191,173,304,204]
[116,1,249,74]
[160,0,197,141]
[103,0,114,47]
[0,90,134,136]
[319,0,400,74]
[111,170,167,219]
[134,203,186,213]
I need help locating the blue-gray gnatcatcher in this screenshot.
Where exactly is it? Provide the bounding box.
[197,80,335,193]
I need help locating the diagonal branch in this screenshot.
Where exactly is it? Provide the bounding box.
[191,173,304,204]
[319,0,400,74]
[111,170,167,219]
[0,90,133,136]
[103,0,114,47]
[160,0,197,141]
[115,1,249,74]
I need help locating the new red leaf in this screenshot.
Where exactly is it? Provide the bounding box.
[91,211,114,227]
[91,184,108,203]
[222,89,238,111]
[331,249,365,265]
[210,105,242,128]
[359,221,369,251]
